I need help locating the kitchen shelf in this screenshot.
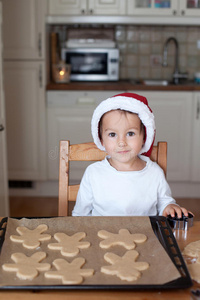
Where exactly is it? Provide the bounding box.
[46,15,200,25]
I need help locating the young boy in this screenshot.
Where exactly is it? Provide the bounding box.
[72,92,189,218]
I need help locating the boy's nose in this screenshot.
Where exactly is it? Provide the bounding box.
[118,139,127,147]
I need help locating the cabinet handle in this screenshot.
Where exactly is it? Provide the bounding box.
[38,32,42,57]
[89,9,93,14]
[197,100,200,120]
[39,65,43,88]
[0,124,4,132]
[181,10,185,15]
[173,10,177,15]
[81,9,85,14]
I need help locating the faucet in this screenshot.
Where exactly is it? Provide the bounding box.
[163,37,187,84]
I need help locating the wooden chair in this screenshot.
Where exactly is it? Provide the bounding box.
[58,141,167,216]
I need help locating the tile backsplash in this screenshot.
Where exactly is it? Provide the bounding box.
[51,24,200,81]
[116,25,200,81]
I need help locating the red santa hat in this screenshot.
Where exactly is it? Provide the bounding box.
[91,92,156,157]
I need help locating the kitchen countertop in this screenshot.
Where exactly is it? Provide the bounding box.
[46,80,200,91]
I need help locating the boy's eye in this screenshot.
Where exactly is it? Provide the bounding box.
[108,132,116,137]
[127,131,135,136]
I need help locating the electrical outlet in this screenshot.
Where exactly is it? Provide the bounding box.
[150,55,162,66]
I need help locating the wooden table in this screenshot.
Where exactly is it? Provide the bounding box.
[0,219,200,300]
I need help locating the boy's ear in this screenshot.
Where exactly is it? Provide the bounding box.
[101,139,105,147]
[100,136,106,149]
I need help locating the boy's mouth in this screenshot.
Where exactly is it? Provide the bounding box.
[117,150,130,154]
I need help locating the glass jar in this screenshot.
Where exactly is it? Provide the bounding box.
[52,62,71,83]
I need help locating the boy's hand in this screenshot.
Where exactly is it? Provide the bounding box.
[162,204,189,218]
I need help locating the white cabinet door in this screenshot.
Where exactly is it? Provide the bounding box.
[179,0,200,16]
[130,91,193,181]
[2,0,47,59]
[48,0,126,15]
[127,0,200,17]
[127,0,178,16]
[4,61,46,180]
[89,0,126,15]
[191,93,200,181]
[0,3,9,216]
[47,91,97,182]
[48,0,87,15]
[47,107,94,182]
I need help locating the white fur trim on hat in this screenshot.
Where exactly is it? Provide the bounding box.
[91,94,156,155]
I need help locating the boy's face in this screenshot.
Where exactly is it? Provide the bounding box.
[101,110,145,170]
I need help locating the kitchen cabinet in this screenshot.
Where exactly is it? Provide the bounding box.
[127,0,200,17]
[48,0,126,15]
[130,91,193,181]
[4,61,46,180]
[47,91,124,181]
[2,0,47,60]
[2,0,47,182]
[180,0,200,16]
[191,92,200,182]
[127,0,178,16]
[48,0,200,17]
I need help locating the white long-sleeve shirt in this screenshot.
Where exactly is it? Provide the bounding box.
[72,155,176,216]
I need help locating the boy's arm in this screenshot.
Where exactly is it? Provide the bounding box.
[156,168,178,216]
[156,169,193,217]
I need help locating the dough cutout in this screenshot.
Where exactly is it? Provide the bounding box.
[187,259,200,284]
[10,224,51,249]
[98,229,147,249]
[45,257,94,284]
[48,232,90,257]
[182,240,200,258]
[2,252,51,280]
[186,251,200,283]
[101,250,149,282]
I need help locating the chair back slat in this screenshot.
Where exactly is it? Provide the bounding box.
[69,142,107,161]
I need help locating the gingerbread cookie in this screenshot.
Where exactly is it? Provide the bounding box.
[101,250,149,282]
[45,257,94,284]
[48,232,90,257]
[2,252,51,280]
[98,229,147,249]
[183,240,200,258]
[187,257,200,283]
[10,224,51,249]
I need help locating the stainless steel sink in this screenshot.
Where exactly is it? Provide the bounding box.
[143,80,169,86]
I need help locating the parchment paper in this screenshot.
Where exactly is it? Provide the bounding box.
[0,217,181,287]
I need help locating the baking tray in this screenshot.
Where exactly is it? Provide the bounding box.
[0,216,192,290]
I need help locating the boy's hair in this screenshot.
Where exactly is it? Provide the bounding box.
[98,109,146,142]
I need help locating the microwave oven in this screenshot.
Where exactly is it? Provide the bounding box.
[61,48,119,81]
